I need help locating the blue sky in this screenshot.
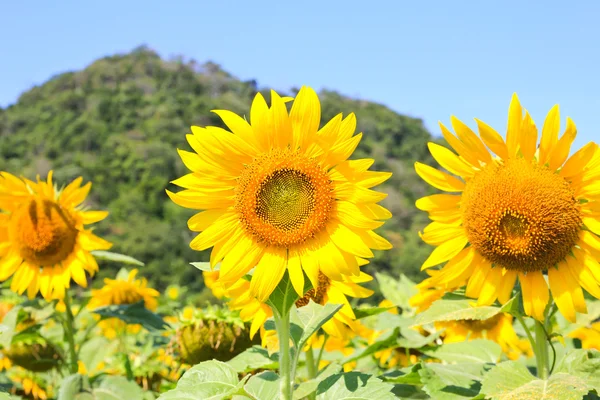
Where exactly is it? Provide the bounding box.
[1,0,599,148]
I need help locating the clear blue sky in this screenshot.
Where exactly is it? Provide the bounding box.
[1,0,599,149]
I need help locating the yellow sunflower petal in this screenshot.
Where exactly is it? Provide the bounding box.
[548,117,577,171]
[475,118,509,160]
[538,104,560,165]
[505,93,522,158]
[421,235,468,270]
[519,111,538,162]
[561,142,599,178]
[250,247,287,302]
[428,143,475,178]
[414,162,465,192]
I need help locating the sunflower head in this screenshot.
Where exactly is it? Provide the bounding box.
[0,171,111,300]
[174,305,259,364]
[416,94,600,322]
[168,86,392,302]
[4,336,61,372]
[88,268,159,311]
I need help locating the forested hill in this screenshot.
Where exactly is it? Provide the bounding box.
[0,45,437,294]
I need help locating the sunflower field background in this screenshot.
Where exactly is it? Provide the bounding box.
[0,46,599,400]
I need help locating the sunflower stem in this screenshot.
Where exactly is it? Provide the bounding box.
[534,319,550,379]
[273,310,293,400]
[63,291,79,375]
[305,347,317,400]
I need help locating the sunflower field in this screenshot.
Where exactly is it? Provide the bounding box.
[1,60,600,400]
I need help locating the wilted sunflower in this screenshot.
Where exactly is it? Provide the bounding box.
[0,172,111,300]
[168,86,392,301]
[88,269,159,338]
[416,94,600,322]
[207,270,373,339]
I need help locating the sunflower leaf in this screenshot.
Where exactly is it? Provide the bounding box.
[419,363,489,400]
[266,272,300,317]
[190,262,219,272]
[376,273,418,312]
[422,339,501,364]
[340,327,400,365]
[294,363,342,399]
[91,301,169,331]
[353,306,395,320]
[158,360,248,400]
[0,306,21,348]
[227,345,278,373]
[315,372,396,399]
[411,299,501,327]
[481,361,589,400]
[289,301,343,351]
[243,371,280,400]
[90,251,144,267]
[554,349,600,394]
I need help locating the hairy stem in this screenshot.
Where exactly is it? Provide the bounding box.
[273,310,293,400]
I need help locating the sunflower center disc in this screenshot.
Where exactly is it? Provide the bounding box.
[236,150,335,247]
[11,199,78,266]
[256,169,315,231]
[462,158,581,272]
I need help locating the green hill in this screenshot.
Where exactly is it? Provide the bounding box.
[0,45,436,294]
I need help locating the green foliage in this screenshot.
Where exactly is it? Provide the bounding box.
[91,301,170,331]
[0,47,436,292]
[481,361,589,400]
[412,299,502,327]
[158,360,248,400]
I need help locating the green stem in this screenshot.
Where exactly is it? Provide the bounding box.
[63,291,79,374]
[516,314,536,355]
[315,333,328,372]
[534,320,550,379]
[273,310,293,400]
[305,347,317,400]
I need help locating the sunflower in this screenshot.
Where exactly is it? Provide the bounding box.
[0,171,111,300]
[415,94,600,322]
[167,86,392,301]
[436,313,532,360]
[88,269,159,338]
[569,321,600,350]
[207,270,374,340]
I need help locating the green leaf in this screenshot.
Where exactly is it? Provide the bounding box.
[290,301,343,352]
[57,374,92,400]
[381,363,424,385]
[419,363,487,400]
[499,295,521,317]
[266,272,300,317]
[93,376,146,400]
[353,306,395,320]
[481,361,589,400]
[294,363,342,400]
[423,339,501,363]
[227,346,278,373]
[340,328,399,365]
[412,300,501,327]
[92,301,169,331]
[90,251,144,266]
[158,360,246,400]
[316,372,396,399]
[555,349,600,394]
[397,326,442,349]
[0,306,21,348]
[0,394,12,400]
[376,273,417,311]
[78,337,118,376]
[244,371,280,400]
[190,262,219,272]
